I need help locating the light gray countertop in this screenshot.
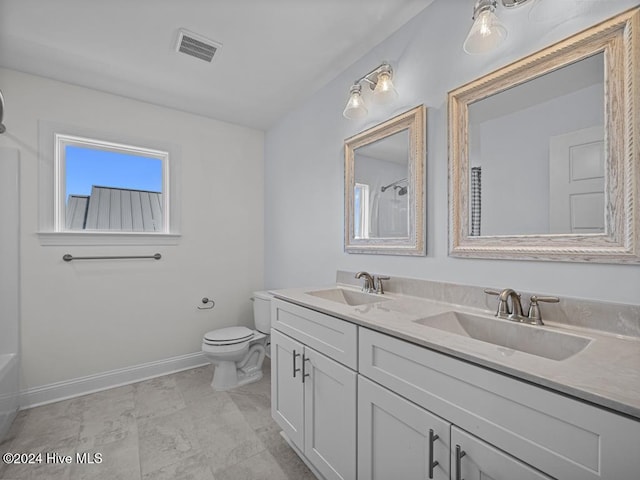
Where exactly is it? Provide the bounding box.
[272,285,640,421]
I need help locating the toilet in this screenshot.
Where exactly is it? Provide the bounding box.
[201,291,272,391]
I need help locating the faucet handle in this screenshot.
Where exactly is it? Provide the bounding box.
[484,288,510,317]
[374,275,390,295]
[531,295,560,304]
[483,289,501,296]
[527,295,560,325]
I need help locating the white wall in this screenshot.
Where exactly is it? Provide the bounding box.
[264,0,640,305]
[0,68,264,390]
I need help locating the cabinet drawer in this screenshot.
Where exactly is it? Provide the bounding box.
[359,327,640,480]
[272,298,357,369]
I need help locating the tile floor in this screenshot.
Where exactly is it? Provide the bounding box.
[0,359,316,480]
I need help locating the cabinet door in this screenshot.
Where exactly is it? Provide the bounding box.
[451,426,553,480]
[358,376,450,480]
[304,347,357,480]
[271,329,304,450]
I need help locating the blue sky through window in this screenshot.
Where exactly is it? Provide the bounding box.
[65,145,163,201]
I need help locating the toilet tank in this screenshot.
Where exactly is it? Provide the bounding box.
[252,291,273,334]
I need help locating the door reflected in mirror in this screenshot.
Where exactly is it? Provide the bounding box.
[468,52,604,236]
[354,129,409,239]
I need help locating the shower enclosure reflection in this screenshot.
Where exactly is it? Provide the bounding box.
[354,129,409,239]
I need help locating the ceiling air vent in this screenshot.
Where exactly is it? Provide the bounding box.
[175,29,222,63]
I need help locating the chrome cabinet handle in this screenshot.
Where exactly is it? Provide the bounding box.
[455,444,466,480]
[428,429,439,479]
[302,354,310,383]
[292,350,301,378]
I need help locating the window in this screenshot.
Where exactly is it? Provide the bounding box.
[57,135,167,232]
[354,183,370,239]
[38,122,180,245]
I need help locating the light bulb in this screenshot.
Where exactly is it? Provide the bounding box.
[463,7,507,54]
[343,85,368,120]
[372,70,398,104]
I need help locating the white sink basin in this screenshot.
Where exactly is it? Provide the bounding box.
[306,288,390,306]
[414,311,592,361]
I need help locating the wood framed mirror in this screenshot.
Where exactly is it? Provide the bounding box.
[345,105,426,255]
[449,8,639,263]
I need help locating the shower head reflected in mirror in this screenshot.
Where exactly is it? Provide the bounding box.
[0,90,6,134]
[381,178,408,194]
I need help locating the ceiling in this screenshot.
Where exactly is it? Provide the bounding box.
[0,0,434,130]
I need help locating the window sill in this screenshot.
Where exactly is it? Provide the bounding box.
[38,232,181,246]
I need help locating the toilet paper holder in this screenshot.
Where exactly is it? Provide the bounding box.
[198,297,215,310]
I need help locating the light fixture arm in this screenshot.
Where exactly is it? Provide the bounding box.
[501,0,532,8]
[352,63,393,91]
[471,0,532,19]
[471,0,497,20]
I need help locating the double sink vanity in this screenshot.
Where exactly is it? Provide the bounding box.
[270,7,640,480]
[270,273,640,480]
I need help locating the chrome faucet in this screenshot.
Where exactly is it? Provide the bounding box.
[485,288,560,325]
[484,288,525,322]
[355,272,390,294]
[355,272,375,293]
[500,288,525,321]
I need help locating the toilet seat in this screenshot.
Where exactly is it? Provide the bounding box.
[203,326,254,346]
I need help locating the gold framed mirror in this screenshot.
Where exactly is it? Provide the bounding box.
[449,8,639,263]
[345,105,426,255]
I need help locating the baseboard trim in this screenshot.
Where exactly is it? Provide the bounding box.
[20,351,209,409]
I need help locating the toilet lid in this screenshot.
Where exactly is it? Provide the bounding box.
[204,326,254,344]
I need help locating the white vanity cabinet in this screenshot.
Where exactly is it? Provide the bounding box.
[271,297,640,480]
[359,327,640,480]
[271,299,357,480]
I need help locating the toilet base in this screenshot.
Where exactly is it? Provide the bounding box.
[211,362,264,391]
[209,340,267,391]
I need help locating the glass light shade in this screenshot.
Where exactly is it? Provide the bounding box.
[372,71,398,104]
[343,86,368,119]
[463,8,508,55]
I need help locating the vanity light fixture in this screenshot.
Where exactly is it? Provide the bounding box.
[463,0,533,55]
[343,62,398,119]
